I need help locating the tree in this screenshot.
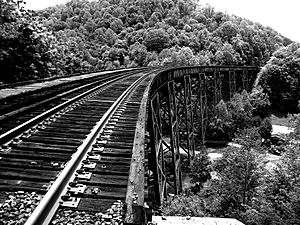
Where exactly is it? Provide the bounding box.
[214,43,241,65]
[105,28,117,46]
[214,21,238,42]
[158,46,200,67]
[262,138,300,224]
[128,42,147,67]
[110,18,123,33]
[0,0,58,83]
[144,28,170,52]
[258,42,300,112]
[258,117,272,139]
[294,104,300,137]
[212,128,266,220]
[249,86,271,118]
[227,92,254,136]
[84,18,95,33]
[95,27,106,43]
[189,152,212,193]
[206,100,231,141]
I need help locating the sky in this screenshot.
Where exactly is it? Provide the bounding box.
[25,0,300,43]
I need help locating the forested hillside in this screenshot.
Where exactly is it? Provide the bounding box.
[39,0,290,70]
[0,0,292,84]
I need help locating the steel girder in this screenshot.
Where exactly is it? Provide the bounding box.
[147,82,183,205]
[183,76,195,166]
[213,71,222,105]
[229,71,237,98]
[148,80,188,205]
[213,70,252,102]
[148,93,167,205]
[172,76,196,166]
[191,73,208,145]
[167,81,182,195]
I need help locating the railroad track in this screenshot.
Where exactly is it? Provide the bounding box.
[0,68,148,136]
[0,69,158,225]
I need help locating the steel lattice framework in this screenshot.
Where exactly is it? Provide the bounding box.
[146,66,259,206]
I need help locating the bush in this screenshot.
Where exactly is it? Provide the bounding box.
[206,91,268,141]
[250,86,271,118]
[259,117,272,139]
[206,100,231,141]
[162,191,208,217]
[189,152,212,193]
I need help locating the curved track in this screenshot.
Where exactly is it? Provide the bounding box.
[0,68,159,225]
[0,68,147,136]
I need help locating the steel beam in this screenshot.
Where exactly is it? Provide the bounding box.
[229,71,236,98]
[167,81,182,195]
[213,71,222,105]
[183,75,195,165]
[148,93,166,205]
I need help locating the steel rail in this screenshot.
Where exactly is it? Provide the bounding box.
[24,71,152,225]
[1,77,108,122]
[0,72,117,121]
[0,68,150,123]
[0,67,151,90]
[0,72,133,145]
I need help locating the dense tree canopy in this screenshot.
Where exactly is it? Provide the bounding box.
[0,0,58,83]
[258,42,300,112]
[0,0,293,84]
[206,88,271,141]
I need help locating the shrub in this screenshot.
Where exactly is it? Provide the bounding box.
[189,152,212,193]
[250,86,271,118]
[259,117,272,139]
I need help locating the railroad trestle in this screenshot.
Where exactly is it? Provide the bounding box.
[145,67,259,208]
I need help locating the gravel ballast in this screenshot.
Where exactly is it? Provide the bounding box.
[51,200,124,225]
[0,191,41,225]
